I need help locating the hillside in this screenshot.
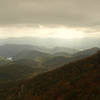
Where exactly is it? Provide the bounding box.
[13,50,51,61]
[1,51,100,100]
[0,47,99,82]
[0,63,35,81]
[43,56,69,69]
[74,47,100,59]
[43,47,100,69]
[53,52,72,57]
[0,56,11,66]
[0,59,49,84]
[52,47,78,54]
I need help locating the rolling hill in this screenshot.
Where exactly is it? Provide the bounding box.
[13,50,51,61]
[74,47,100,59]
[0,44,77,58]
[0,56,11,66]
[0,44,50,58]
[1,51,100,100]
[52,47,78,54]
[0,63,35,81]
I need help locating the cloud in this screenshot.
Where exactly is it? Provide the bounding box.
[0,25,100,39]
[0,0,100,27]
[0,0,100,37]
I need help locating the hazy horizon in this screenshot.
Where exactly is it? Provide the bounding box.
[0,0,100,50]
[0,0,100,40]
[0,37,100,50]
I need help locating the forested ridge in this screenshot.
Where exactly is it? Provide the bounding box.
[0,51,100,100]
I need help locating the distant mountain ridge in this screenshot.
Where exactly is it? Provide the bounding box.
[0,37,100,49]
[74,47,100,59]
[0,44,78,58]
[0,44,50,58]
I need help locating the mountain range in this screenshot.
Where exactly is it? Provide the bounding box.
[0,50,100,100]
[0,44,100,100]
[0,44,78,58]
[0,37,100,49]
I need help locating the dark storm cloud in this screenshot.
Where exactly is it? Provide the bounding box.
[0,0,100,29]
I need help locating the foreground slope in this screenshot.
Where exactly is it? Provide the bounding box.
[1,51,100,100]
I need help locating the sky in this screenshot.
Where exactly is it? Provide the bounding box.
[0,0,100,39]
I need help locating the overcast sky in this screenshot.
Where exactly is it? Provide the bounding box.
[0,0,100,39]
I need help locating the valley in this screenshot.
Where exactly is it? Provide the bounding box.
[0,44,100,100]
